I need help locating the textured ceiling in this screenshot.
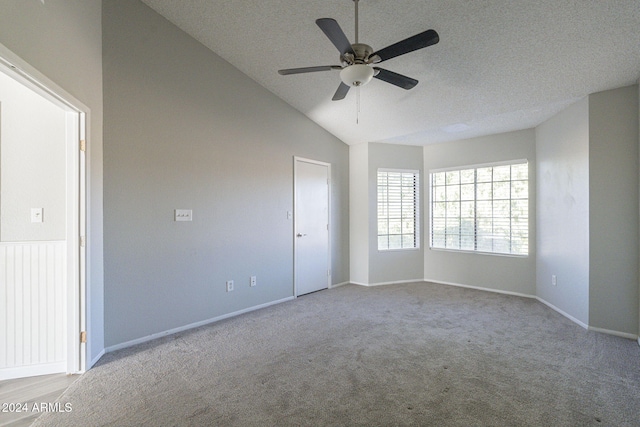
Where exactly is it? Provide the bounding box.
[140,0,640,146]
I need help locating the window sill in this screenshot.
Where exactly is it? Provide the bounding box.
[378,247,421,253]
[429,247,528,258]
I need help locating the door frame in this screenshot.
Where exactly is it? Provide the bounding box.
[0,44,88,376]
[293,157,331,297]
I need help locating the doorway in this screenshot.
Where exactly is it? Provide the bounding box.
[294,157,330,296]
[0,53,86,380]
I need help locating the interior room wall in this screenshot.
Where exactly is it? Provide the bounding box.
[368,142,424,284]
[0,72,66,242]
[423,129,537,296]
[535,97,590,326]
[0,0,105,366]
[588,85,639,336]
[350,142,369,285]
[102,0,348,348]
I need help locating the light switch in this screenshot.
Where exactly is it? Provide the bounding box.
[174,209,193,222]
[31,208,44,223]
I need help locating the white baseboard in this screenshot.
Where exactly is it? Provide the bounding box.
[588,326,638,340]
[105,296,295,354]
[0,362,67,381]
[350,281,368,287]
[425,278,536,300]
[89,349,106,369]
[535,297,589,330]
[329,281,350,289]
[352,279,425,287]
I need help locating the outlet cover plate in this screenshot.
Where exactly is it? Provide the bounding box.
[31,208,44,223]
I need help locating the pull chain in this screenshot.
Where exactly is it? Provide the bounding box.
[356,86,361,124]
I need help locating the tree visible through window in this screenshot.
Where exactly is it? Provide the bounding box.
[377,169,419,251]
[430,161,528,255]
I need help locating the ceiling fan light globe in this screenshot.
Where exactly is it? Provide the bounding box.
[340,64,374,87]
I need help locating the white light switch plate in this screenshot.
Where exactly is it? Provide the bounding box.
[31,208,44,223]
[174,209,193,221]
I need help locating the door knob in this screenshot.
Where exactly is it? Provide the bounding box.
[296,233,307,237]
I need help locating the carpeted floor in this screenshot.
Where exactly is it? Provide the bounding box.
[32,282,640,426]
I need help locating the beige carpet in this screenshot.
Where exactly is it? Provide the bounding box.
[32,282,640,426]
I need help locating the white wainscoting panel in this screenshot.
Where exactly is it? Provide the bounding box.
[0,242,67,380]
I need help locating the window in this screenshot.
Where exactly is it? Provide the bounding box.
[377,169,419,250]
[430,161,528,255]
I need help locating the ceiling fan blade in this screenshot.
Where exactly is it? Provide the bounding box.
[371,29,439,63]
[332,82,350,101]
[373,68,418,90]
[316,18,355,56]
[278,66,340,75]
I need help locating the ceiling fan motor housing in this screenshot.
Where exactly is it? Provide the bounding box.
[339,43,379,87]
[341,43,377,65]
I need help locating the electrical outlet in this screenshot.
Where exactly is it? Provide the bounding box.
[226,280,234,292]
[552,275,557,286]
[250,276,257,287]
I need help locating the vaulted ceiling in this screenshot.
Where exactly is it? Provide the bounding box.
[141,0,640,145]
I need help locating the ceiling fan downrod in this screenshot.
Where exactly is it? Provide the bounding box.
[354,0,359,44]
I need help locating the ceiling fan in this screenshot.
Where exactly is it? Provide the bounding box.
[278,0,439,101]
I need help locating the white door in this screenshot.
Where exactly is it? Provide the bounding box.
[294,158,330,296]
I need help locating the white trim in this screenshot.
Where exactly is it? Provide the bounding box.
[378,167,420,174]
[429,247,528,258]
[352,279,425,287]
[90,349,105,368]
[350,281,369,287]
[105,297,295,353]
[535,297,589,330]
[329,281,350,289]
[0,42,89,113]
[1,362,68,381]
[293,157,331,297]
[0,47,89,376]
[0,240,66,245]
[425,279,536,299]
[587,326,638,341]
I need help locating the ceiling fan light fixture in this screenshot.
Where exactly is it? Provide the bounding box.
[340,64,374,87]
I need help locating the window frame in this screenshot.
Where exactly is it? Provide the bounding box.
[429,159,529,257]
[377,168,420,252]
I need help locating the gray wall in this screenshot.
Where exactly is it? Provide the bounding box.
[349,142,424,285]
[0,72,66,242]
[588,86,639,335]
[349,143,369,284]
[368,143,424,284]
[423,129,537,296]
[102,0,348,347]
[0,0,105,364]
[536,97,590,325]
[535,87,639,336]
